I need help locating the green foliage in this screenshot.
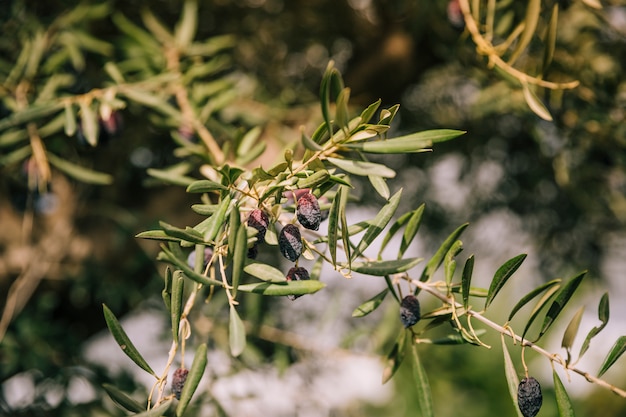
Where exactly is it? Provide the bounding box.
[2,1,626,416]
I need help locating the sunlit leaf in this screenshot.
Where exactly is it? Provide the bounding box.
[176,343,207,417]
[561,306,585,352]
[352,288,389,318]
[175,0,198,48]
[162,266,173,312]
[244,263,286,283]
[368,174,390,199]
[508,279,561,322]
[597,336,626,378]
[159,221,206,244]
[579,292,609,359]
[538,271,586,340]
[326,157,396,178]
[444,240,463,286]
[199,195,231,243]
[171,271,184,344]
[102,383,144,413]
[147,168,196,186]
[102,304,156,376]
[229,306,246,357]
[360,99,381,124]
[485,254,527,309]
[79,100,99,146]
[345,129,465,154]
[353,189,402,258]
[351,257,423,276]
[336,87,351,131]
[501,338,524,417]
[410,343,434,417]
[64,102,77,136]
[461,255,474,310]
[237,280,325,296]
[508,0,541,65]
[296,169,330,189]
[522,82,553,121]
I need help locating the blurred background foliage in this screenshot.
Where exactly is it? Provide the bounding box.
[1,0,626,416]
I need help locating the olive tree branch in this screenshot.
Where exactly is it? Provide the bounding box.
[409,277,626,398]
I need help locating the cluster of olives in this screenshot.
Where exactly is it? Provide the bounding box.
[246,190,323,299]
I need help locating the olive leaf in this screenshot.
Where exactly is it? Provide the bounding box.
[578,292,609,359]
[382,330,406,384]
[461,255,474,310]
[553,370,575,417]
[411,343,434,417]
[501,337,524,417]
[485,254,527,309]
[597,336,626,378]
[244,263,287,283]
[537,271,586,341]
[229,306,246,357]
[102,383,144,413]
[420,223,469,283]
[171,271,185,344]
[353,189,402,258]
[352,288,389,318]
[508,279,561,322]
[102,304,156,377]
[176,343,208,417]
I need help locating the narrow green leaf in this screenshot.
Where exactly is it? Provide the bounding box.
[399,204,425,259]
[521,283,561,342]
[146,168,196,187]
[186,179,228,193]
[137,399,173,417]
[360,99,382,124]
[339,185,352,269]
[200,195,231,242]
[579,292,609,359]
[485,254,527,309]
[244,263,286,283]
[444,240,463,286]
[136,230,181,242]
[231,224,248,297]
[320,61,343,137]
[229,306,246,357]
[522,82,553,121]
[176,343,207,417]
[410,343,434,417]
[171,271,185,344]
[353,189,402,258]
[377,210,415,258]
[420,223,469,283]
[47,152,113,185]
[561,306,585,351]
[378,104,399,125]
[542,4,559,73]
[368,175,390,199]
[352,288,389,318]
[382,330,406,384]
[501,338,524,417]
[346,129,466,154]
[553,370,575,417]
[237,280,325,296]
[508,279,561,322]
[102,304,156,376]
[301,128,323,150]
[335,87,351,131]
[351,257,423,276]
[64,102,77,136]
[296,169,330,189]
[461,255,474,310]
[159,221,206,244]
[450,285,488,298]
[102,383,144,413]
[327,157,396,178]
[598,336,626,378]
[425,330,487,345]
[327,187,341,266]
[508,0,541,65]
[162,266,173,312]
[79,100,99,146]
[0,102,65,131]
[120,87,181,119]
[175,0,198,48]
[538,271,586,340]
[158,245,223,287]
